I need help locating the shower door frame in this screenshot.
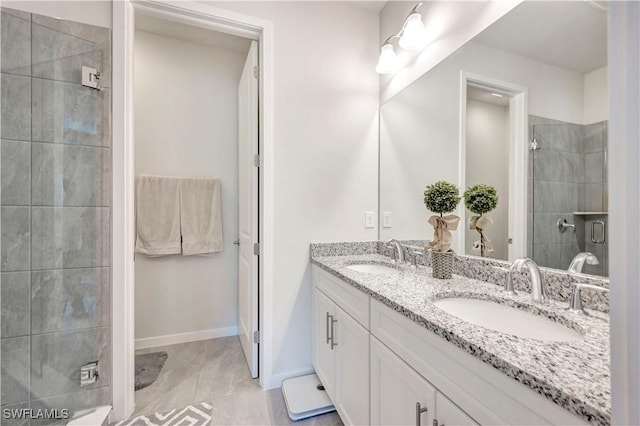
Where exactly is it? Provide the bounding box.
[111,1,275,421]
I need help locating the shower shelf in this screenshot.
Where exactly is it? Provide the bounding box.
[573,212,608,215]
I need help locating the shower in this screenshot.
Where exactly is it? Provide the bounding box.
[1,7,112,423]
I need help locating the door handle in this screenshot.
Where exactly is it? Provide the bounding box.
[330,316,338,350]
[325,312,331,344]
[591,220,606,244]
[433,420,444,426]
[415,402,428,426]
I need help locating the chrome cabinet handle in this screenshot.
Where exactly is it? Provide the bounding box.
[591,220,606,244]
[325,312,331,344]
[330,316,338,350]
[415,403,428,426]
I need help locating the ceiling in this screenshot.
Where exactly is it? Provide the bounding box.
[347,1,388,13]
[474,1,607,74]
[135,14,252,54]
[467,86,510,107]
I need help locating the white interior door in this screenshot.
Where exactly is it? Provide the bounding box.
[238,40,259,378]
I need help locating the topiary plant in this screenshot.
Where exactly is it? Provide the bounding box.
[463,184,498,257]
[423,181,461,216]
[423,181,461,253]
[464,184,498,215]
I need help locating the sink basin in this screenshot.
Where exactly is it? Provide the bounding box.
[346,263,400,275]
[433,298,582,342]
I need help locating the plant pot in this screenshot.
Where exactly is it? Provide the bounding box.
[431,250,454,279]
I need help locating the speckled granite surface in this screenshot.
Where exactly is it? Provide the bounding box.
[310,243,610,426]
[316,241,610,313]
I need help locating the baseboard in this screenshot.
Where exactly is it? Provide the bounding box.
[262,366,316,390]
[135,326,239,350]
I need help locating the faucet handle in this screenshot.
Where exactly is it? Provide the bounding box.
[410,250,424,268]
[568,283,609,314]
[492,266,516,295]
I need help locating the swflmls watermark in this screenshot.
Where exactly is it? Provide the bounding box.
[3,408,70,421]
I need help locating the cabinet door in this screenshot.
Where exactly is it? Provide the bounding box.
[313,288,336,401]
[436,392,478,426]
[335,305,370,426]
[371,337,436,426]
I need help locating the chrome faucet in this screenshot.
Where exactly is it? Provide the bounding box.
[567,283,609,313]
[410,250,424,268]
[568,252,599,274]
[385,239,405,264]
[509,257,547,303]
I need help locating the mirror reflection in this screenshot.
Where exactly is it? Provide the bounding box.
[379,1,608,277]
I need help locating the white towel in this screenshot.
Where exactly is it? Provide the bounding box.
[135,176,182,256]
[180,178,223,255]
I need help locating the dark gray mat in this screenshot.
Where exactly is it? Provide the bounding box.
[135,351,168,391]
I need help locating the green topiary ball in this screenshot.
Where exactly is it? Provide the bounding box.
[464,184,498,215]
[423,181,461,215]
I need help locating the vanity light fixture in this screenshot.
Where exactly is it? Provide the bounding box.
[491,93,504,98]
[375,3,426,75]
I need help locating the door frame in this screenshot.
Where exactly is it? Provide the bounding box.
[458,71,528,261]
[111,1,274,421]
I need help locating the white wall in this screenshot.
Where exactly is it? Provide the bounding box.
[379,0,522,103]
[584,66,609,124]
[211,1,380,382]
[609,3,640,423]
[133,30,246,344]
[2,0,111,27]
[465,100,509,260]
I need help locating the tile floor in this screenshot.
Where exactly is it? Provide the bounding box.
[131,336,343,425]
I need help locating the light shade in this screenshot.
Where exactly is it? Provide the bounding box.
[399,13,426,50]
[375,44,398,75]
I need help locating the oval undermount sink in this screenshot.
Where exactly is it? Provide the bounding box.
[346,263,400,275]
[433,298,582,342]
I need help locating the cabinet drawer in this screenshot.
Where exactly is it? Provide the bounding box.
[313,265,370,329]
[370,299,587,425]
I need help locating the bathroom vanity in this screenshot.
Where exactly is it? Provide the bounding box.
[310,242,610,426]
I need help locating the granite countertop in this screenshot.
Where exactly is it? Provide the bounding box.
[311,252,610,426]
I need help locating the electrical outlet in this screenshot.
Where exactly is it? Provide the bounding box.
[383,212,392,228]
[365,211,375,228]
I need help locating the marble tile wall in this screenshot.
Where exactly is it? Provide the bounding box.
[528,116,608,277]
[0,8,111,422]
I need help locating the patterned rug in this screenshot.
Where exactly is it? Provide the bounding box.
[114,402,213,426]
[135,351,168,391]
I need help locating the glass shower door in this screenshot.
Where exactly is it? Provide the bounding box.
[1,8,111,424]
[530,119,608,276]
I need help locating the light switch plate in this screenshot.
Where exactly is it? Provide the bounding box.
[365,211,375,228]
[382,212,392,228]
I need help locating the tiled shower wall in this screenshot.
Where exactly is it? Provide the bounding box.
[527,115,608,277]
[1,8,111,423]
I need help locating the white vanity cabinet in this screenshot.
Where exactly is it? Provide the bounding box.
[313,267,370,425]
[370,336,437,426]
[313,288,337,400]
[311,265,589,426]
[371,336,476,426]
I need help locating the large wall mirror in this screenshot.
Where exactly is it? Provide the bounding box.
[379,1,609,277]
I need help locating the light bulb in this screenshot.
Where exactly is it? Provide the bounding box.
[399,13,426,50]
[375,44,398,75]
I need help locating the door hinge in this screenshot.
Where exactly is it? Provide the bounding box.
[253,330,260,344]
[253,243,260,256]
[253,154,261,167]
[253,65,259,79]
